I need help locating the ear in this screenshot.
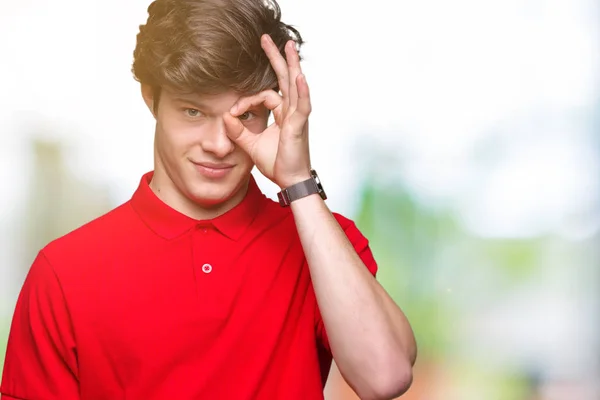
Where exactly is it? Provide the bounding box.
[141,84,156,118]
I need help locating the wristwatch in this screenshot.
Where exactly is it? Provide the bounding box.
[277,169,327,207]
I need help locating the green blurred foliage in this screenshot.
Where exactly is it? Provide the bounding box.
[477,240,544,282]
[355,178,459,360]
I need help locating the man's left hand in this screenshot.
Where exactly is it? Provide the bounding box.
[223,34,312,189]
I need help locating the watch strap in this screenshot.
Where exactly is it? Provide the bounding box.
[277,170,326,207]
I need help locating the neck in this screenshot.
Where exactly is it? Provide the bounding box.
[149,169,250,221]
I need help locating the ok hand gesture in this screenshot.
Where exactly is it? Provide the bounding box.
[223,34,312,189]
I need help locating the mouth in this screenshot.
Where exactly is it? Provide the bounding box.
[193,161,235,169]
[191,160,235,179]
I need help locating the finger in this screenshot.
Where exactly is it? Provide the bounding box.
[230,89,283,125]
[285,40,302,110]
[286,74,311,137]
[230,89,282,116]
[222,112,255,154]
[295,73,311,117]
[261,34,290,107]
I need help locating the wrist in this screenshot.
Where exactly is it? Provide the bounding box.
[277,172,312,190]
[289,191,324,207]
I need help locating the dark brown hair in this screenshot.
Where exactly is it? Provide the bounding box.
[132,0,303,108]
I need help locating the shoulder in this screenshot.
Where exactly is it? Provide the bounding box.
[258,196,361,227]
[332,212,359,230]
[254,196,295,230]
[41,201,137,267]
[332,212,370,243]
[257,198,377,271]
[332,212,378,276]
[257,197,369,240]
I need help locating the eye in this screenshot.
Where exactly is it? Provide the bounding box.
[238,111,255,121]
[185,108,202,118]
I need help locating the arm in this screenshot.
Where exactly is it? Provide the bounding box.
[1,252,79,400]
[292,194,416,400]
[223,36,415,398]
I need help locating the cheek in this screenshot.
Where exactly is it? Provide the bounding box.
[156,120,196,153]
[237,150,253,167]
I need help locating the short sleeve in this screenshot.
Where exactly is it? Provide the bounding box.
[1,251,79,400]
[315,214,378,353]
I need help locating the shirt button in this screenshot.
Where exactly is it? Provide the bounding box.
[202,263,213,274]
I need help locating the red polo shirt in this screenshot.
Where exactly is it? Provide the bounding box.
[1,172,377,400]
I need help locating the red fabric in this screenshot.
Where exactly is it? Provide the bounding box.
[1,171,377,400]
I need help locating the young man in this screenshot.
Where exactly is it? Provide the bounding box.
[1,0,416,399]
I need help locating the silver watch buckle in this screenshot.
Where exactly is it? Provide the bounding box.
[277,189,292,207]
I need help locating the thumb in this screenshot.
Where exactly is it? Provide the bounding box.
[223,112,254,153]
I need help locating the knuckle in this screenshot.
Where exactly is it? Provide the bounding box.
[265,91,279,101]
[293,107,309,118]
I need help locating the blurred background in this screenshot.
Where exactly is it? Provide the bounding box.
[1,0,599,398]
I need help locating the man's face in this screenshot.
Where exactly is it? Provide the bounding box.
[146,87,269,209]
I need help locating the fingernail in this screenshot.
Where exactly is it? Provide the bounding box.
[230,105,237,114]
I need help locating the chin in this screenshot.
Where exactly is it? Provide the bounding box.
[179,165,250,207]
[184,180,236,206]
[187,188,231,207]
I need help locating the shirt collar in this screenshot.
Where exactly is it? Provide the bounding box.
[131,171,266,241]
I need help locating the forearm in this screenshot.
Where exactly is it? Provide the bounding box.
[291,194,416,399]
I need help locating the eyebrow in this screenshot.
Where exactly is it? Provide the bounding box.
[172,97,211,110]
[172,96,267,113]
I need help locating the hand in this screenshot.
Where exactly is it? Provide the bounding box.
[223,34,312,189]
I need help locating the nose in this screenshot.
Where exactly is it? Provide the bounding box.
[200,117,235,158]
